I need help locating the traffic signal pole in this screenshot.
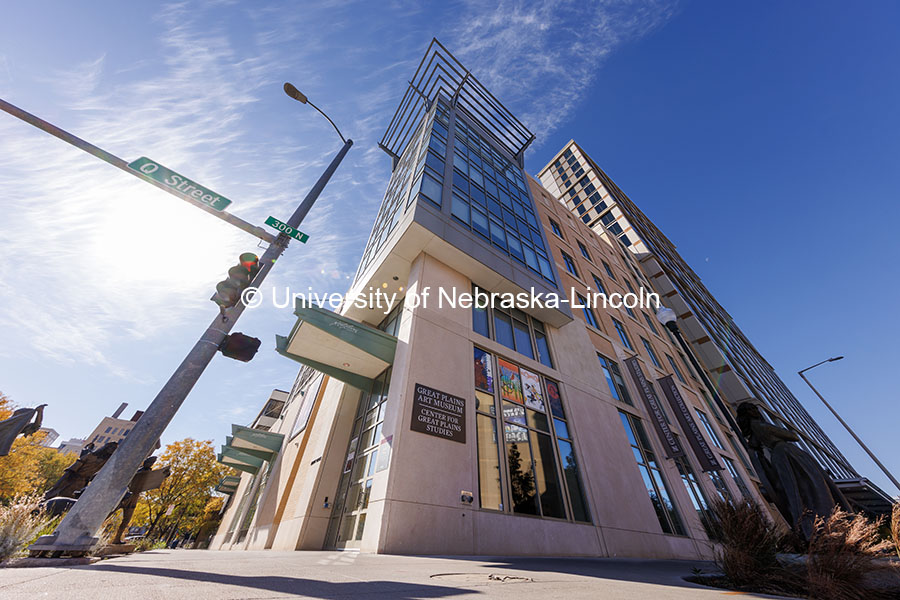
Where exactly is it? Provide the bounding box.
[31,137,353,555]
[0,98,277,245]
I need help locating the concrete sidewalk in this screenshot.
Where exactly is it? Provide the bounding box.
[0,549,784,599]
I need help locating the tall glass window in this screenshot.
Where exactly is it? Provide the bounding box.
[577,294,599,329]
[643,311,660,336]
[603,261,616,280]
[474,347,589,522]
[641,337,662,368]
[725,432,756,477]
[708,469,733,503]
[356,102,445,279]
[613,318,633,350]
[577,240,591,261]
[673,454,718,539]
[723,457,752,499]
[549,219,563,238]
[561,251,579,277]
[325,368,392,548]
[666,354,686,383]
[696,410,724,449]
[598,354,633,406]
[472,286,553,368]
[619,411,685,535]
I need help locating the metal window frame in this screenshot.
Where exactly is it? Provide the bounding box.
[380,38,535,165]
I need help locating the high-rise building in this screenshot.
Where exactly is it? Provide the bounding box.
[210,39,875,558]
[536,142,891,512]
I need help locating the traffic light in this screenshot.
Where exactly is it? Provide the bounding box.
[212,253,260,311]
[219,333,261,362]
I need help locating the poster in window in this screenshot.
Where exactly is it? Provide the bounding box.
[474,347,494,392]
[502,401,526,425]
[520,368,545,412]
[546,379,565,419]
[375,435,393,472]
[497,358,524,404]
[343,437,358,474]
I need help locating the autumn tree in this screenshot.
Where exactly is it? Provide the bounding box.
[0,392,76,504]
[133,438,230,540]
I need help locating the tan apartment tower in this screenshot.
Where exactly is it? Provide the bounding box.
[538,142,891,513]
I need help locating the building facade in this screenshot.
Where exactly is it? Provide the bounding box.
[536,143,891,511]
[84,403,143,449]
[210,40,782,559]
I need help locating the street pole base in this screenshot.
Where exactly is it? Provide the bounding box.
[28,533,99,558]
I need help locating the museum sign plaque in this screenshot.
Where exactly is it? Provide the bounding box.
[410,383,466,444]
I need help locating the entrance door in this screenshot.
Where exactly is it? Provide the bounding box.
[325,368,391,549]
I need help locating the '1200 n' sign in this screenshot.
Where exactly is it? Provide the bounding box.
[410,383,466,444]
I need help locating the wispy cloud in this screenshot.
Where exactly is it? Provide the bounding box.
[0,1,678,449]
[445,0,679,145]
[0,0,677,376]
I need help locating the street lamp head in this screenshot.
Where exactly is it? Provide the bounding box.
[656,306,677,326]
[283,82,308,104]
[829,356,844,362]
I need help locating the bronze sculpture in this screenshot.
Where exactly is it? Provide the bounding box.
[111,456,170,544]
[43,441,119,506]
[0,404,46,456]
[737,401,851,540]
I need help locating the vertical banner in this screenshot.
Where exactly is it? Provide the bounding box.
[624,357,683,458]
[657,375,722,472]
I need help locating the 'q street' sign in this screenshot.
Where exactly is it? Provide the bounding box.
[127,157,233,211]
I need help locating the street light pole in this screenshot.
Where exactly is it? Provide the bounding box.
[30,84,352,556]
[655,307,750,454]
[799,357,900,493]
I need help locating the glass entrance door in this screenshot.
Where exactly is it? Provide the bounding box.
[325,368,391,549]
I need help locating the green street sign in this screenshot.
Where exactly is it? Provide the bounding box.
[127,157,232,211]
[265,217,309,243]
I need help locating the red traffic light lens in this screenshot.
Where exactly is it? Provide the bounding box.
[239,253,259,269]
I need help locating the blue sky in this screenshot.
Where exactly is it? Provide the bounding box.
[1,1,897,495]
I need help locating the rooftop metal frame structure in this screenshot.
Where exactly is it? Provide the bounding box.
[379,38,535,165]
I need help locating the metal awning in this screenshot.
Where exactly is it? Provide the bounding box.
[275,301,397,390]
[217,446,263,475]
[230,425,284,461]
[215,475,241,495]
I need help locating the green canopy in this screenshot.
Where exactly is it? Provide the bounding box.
[275,301,398,389]
[230,425,284,460]
[215,475,241,495]
[218,446,264,475]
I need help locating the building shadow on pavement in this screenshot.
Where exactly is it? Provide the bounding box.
[431,556,722,591]
[85,563,474,599]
